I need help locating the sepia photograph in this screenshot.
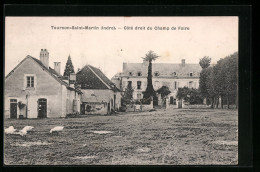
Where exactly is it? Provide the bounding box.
[4,16,238,165]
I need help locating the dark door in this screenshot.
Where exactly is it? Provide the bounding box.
[178,100,182,108]
[153,96,158,106]
[170,96,174,104]
[107,102,110,114]
[10,99,17,119]
[114,95,116,110]
[38,98,47,118]
[80,104,85,114]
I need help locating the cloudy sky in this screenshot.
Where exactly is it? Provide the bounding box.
[5,17,238,79]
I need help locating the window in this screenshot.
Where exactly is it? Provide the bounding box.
[129,72,133,76]
[27,76,34,87]
[189,81,193,88]
[174,81,177,90]
[173,72,176,76]
[137,72,142,76]
[189,72,193,77]
[128,81,132,87]
[137,81,142,89]
[137,94,142,99]
[10,99,17,103]
[154,72,159,76]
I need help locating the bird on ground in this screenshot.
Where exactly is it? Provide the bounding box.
[5,126,17,134]
[17,126,34,136]
[50,126,64,134]
[18,129,27,136]
[21,126,34,132]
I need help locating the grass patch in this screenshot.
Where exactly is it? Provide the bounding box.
[4,108,238,165]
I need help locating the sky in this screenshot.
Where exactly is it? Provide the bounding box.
[5,17,238,79]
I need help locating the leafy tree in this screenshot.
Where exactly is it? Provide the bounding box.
[199,56,211,69]
[177,87,203,104]
[142,51,159,100]
[199,67,212,98]
[198,52,238,109]
[156,86,171,106]
[121,83,134,106]
[223,52,238,108]
[63,55,75,78]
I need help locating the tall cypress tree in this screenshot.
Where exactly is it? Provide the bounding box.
[63,55,75,78]
[142,51,159,100]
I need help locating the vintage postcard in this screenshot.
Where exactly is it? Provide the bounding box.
[4,16,238,165]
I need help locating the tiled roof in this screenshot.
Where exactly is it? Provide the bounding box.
[77,65,121,92]
[122,63,202,78]
[30,57,82,93]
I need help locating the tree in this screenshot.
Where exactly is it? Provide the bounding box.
[199,56,211,69]
[198,52,238,109]
[223,52,238,108]
[121,83,134,106]
[156,86,171,106]
[63,55,75,78]
[176,87,203,105]
[142,51,159,100]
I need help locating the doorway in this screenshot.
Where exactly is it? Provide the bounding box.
[170,96,174,104]
[38,98,47,118]
[10,99,17,119]
[153,96,158,106]
[178,100,182,108]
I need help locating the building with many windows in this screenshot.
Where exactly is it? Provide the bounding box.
[112,59,202,107]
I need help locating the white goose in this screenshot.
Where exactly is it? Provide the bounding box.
[5,126,17,134]
[18,126,34,136]
[50,126,64,134]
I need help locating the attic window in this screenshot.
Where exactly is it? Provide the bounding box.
[173,72,176,76]
[154,72,159,76]
[189,72,193,77]
[129,72,133,76]
[137,72,142,76]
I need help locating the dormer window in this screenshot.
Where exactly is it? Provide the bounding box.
[189,72,193,77]
[154,72,159,76]
[129,72,133,76]
[137,72,142,76]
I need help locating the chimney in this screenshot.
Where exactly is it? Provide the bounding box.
[181,59,185,67]
[69,73,76,88]
[40,49,49,68]
[54,62,61,75]
[123,62,127,72]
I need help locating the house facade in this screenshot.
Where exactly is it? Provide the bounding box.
[76,65,121,115]
[4,49,82,119]
[112,59,202,108]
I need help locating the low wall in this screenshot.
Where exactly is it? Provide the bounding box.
[126,101,153,112]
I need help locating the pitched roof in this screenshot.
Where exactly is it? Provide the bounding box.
[122,62,202,78]
[76,65,121,92]
[6,55,82,94]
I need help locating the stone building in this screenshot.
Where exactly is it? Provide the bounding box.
[4,49,82,118]
[76,65,122,115]
[112,59,202,108]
